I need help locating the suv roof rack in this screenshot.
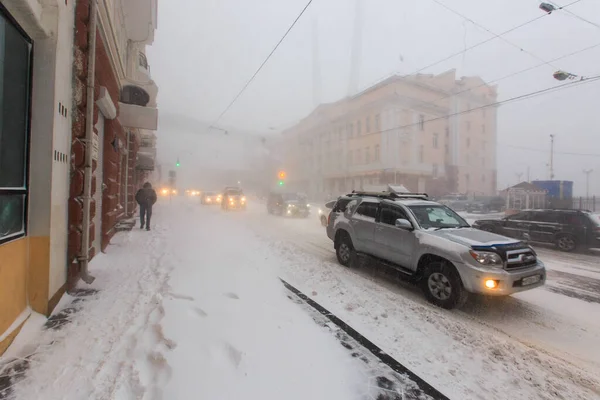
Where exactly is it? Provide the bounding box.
[347,190,429,200]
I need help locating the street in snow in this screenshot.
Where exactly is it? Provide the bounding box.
[1,198,599,400]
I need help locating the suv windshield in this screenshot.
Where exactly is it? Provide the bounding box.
[281,193,307,202]
[408,205,469,229]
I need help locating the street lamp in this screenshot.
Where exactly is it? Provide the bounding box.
[583,169,593,199]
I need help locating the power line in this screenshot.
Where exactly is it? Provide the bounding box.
[427,41,600,106]
[430,0,559,69]
[210,0,314,126]
[499,143,600,157]
[373,74,600,135]
[549,0,600,30]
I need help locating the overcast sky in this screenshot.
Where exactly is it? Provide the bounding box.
[147,0,600,195]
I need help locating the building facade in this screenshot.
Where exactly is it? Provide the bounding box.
[0,0,158,355]
[280,70,498,199]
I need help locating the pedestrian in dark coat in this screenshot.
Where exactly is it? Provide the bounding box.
[135,182,157,231]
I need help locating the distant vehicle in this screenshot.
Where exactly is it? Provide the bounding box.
[317,200,336,226]
[473,209,600,252]
[438,194,469,212]
[267,192,310,218]
[326,191,546,309]
[159,187,177,197]
[201,191,221,205]
[465,196,505,213]
[221,187,246,211]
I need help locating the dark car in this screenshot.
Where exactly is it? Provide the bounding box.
[466,196,505,213]
[267,192,310,217]
[201,191,221,205]
[472,209,600,252]
[221,187,246,210]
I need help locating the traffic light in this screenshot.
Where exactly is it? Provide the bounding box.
[176,157,180,167]
[278,170,286,186]
[278,180,284,186]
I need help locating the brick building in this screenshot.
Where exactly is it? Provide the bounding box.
[0,0,158,355]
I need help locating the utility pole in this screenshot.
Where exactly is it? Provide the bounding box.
[583,169,593,199]
[549,134,555,180]
[527,166,530,182]
[516,172,523,183]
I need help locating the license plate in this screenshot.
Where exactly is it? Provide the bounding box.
[522,275,541,286]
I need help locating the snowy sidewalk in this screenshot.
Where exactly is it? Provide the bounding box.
[1,200,438,399]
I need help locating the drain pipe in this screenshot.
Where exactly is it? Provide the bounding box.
[124,130,130,216]
[78,0,98,284]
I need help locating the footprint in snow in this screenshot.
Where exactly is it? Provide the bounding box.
[193,307,208,317]
[168,292,195,301]
[224,292,239,300]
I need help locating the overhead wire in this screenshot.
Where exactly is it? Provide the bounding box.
[427,41,600,106]
[209,0,314,127]
[499,143,600,157]
[548,0,600,30]
[430,0,561,70]
[372,73,600,135]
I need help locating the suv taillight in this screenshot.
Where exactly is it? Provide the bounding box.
[327,213,331,226]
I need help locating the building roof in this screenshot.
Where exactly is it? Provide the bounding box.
[503,181,546,192]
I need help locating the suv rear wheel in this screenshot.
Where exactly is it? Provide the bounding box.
[556,234,577,252]
[422,262,468,309]
[336,232,355,267]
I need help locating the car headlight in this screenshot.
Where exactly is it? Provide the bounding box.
[469,250,503,267]
[318,208,323,215]
[241,196,246,202]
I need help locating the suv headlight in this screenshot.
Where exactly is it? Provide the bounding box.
[469,250,503,267]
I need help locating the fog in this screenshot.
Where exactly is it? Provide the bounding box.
[146,0,600,197]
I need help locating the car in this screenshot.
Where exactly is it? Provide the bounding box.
[326,191,546,309]
[267,192,310,218]
[201,191,221,205]
[221,187,246,210]
[437,194,469,212]
[465,196,506,213]
[472,209,600,252]
[317,200,336,226]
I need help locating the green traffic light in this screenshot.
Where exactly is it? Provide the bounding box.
[278,180,284,186]
[176,162,180,167]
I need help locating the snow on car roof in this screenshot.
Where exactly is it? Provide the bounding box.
[391,199,439,206]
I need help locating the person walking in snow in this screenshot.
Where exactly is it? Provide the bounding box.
[135,182,157,231]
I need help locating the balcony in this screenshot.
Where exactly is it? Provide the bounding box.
[118,103,158,130]
[121,0,157,44]
[136,152,155,171]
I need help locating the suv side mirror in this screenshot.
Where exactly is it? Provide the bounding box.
[395,218,413,230]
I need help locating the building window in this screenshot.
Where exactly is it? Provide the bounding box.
[0,11,32,244]
[482,124,486,134]
[348,122,354,137]
[357,120,362,135]
[482,108,486,117]
[445,127,449,137]
[445,144,449,154]
[375,114,381,131]
[432,164,438,178]
[366,116,371,133]
[466,121,471,131]
[433,133,439,149]
[419,114,425,131]
[482,141,486,150]
[356,148,362,164]
[466,137,471,148]
[482,158,485,167]
[419,145,424,163]
[374,144,380,161]
[347,151,353,165]
[138,52,148,69]
[482,174,486,183]
[365,147,370,164]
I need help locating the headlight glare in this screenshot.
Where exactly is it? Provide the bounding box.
[469,250,503,267]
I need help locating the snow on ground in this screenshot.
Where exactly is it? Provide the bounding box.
[4,199,424,400]
[239,202,600,400]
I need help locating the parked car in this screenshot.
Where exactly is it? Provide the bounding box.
[472,209,600,252]
[221,187,246,211]
[267,192,310,217]
[326,191,546,309]
[201,191,221,205]
[438,194,469,212]
[465,196,506,213]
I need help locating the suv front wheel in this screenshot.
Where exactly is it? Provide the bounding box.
[556,234,577,252]
[422,262,468,309]
[336,232,355,267]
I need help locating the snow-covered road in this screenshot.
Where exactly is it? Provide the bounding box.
[3,198,600,400]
